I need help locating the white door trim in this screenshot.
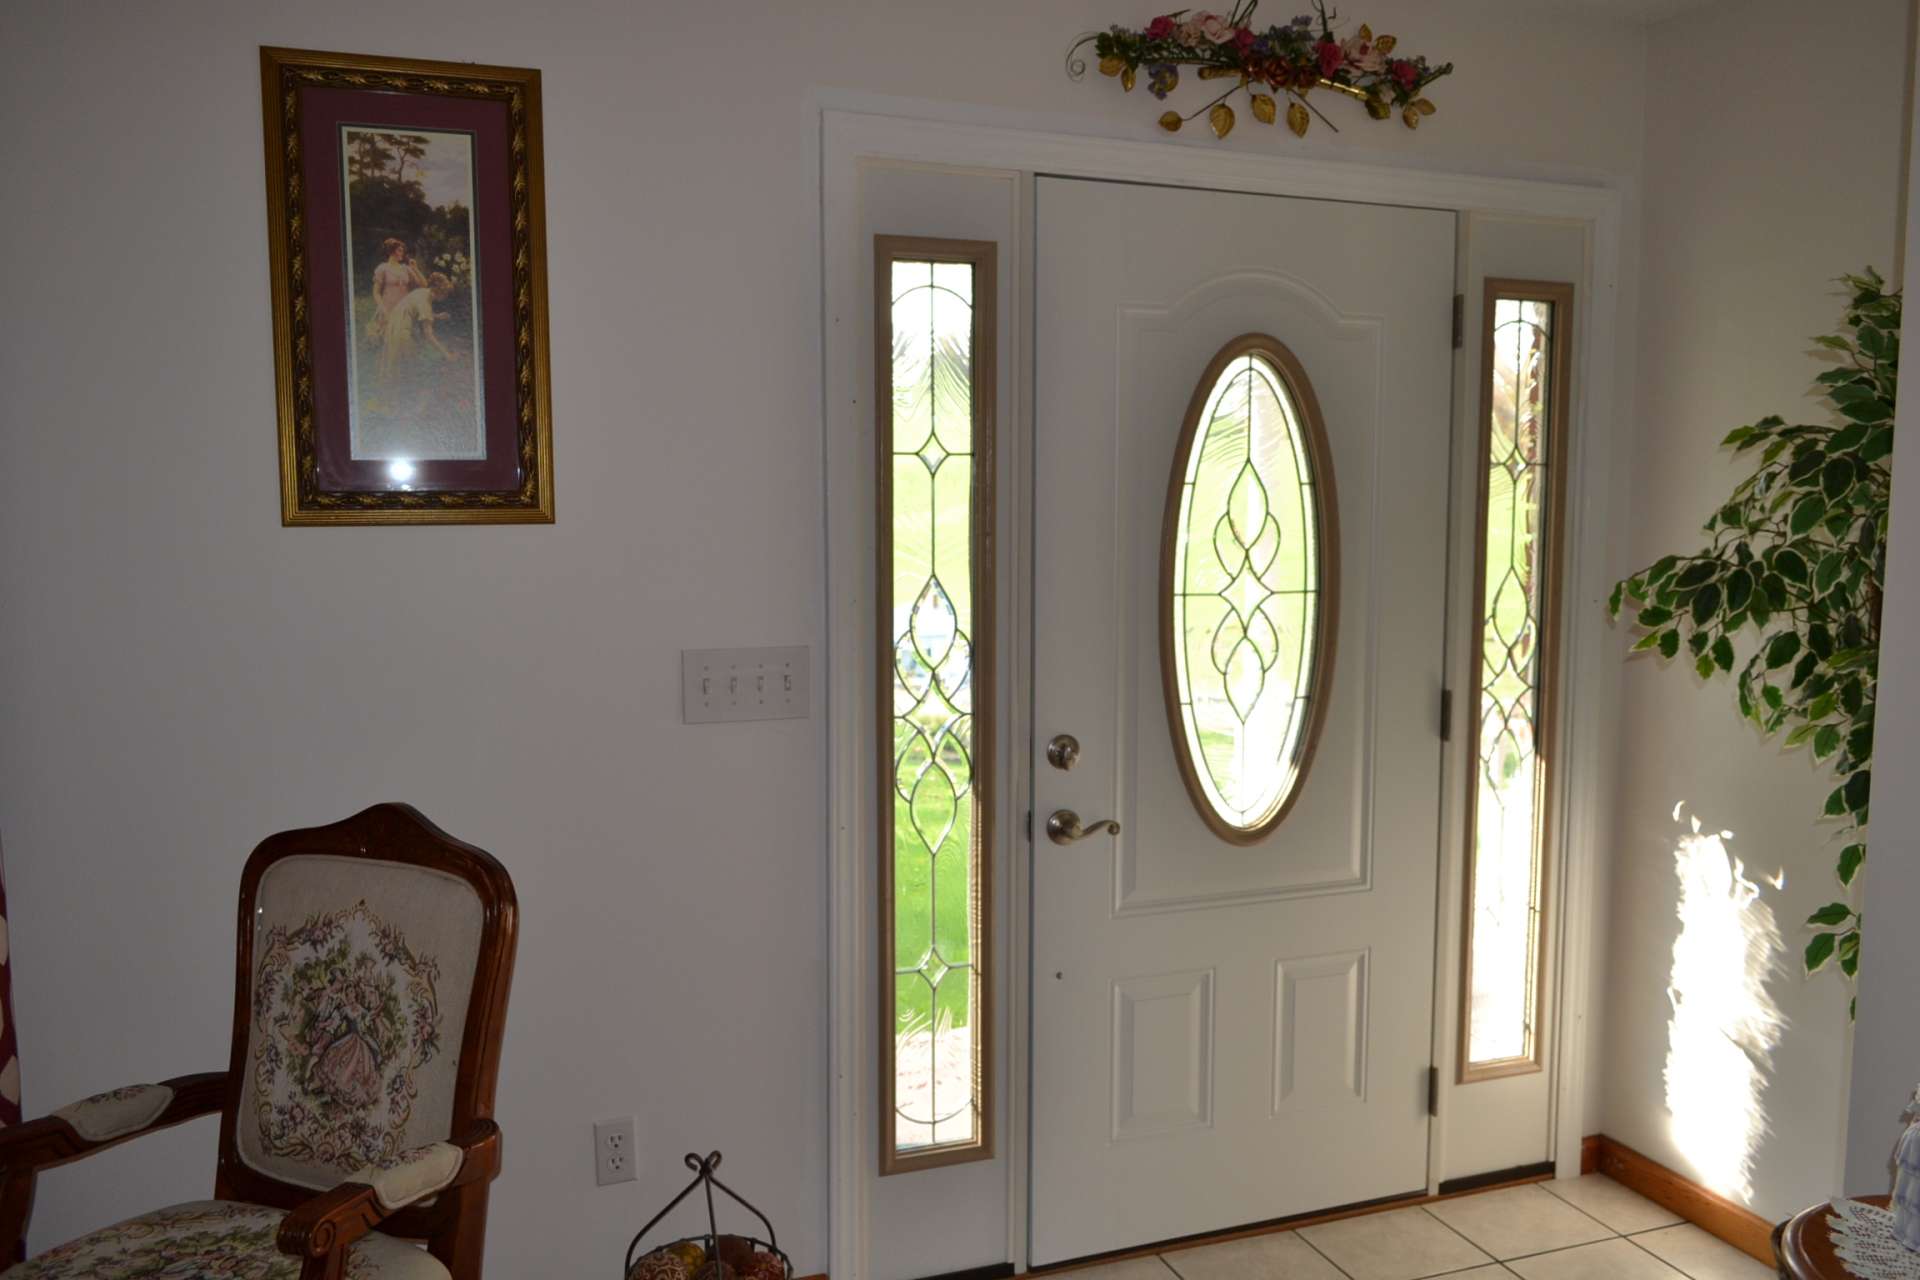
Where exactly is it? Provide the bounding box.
[821,100,1627,1280]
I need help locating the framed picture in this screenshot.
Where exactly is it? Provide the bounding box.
[260,47,554,524]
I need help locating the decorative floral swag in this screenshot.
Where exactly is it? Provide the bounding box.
[1071,0,1452,139]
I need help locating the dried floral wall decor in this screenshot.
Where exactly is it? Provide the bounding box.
[1069,1,1452,139]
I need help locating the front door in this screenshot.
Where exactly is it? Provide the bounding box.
[1030,176,1457,1264]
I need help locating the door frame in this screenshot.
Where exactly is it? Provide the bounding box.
[822,101,1627,1280]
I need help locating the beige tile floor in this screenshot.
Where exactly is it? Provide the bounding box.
[1047,1177,1774,1280]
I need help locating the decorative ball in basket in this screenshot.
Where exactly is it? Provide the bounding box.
[624,1152,793,1280]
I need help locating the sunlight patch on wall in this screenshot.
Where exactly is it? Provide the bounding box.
[1663,804,1785,1203]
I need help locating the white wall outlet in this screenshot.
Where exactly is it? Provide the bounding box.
[681,646,810,723]
[594,1116,638,1187]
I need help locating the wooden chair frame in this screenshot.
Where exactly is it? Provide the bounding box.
[0,804,519,1279]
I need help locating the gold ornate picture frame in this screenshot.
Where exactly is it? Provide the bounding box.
[260,47,554,525]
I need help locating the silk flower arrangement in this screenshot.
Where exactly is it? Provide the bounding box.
[1070,1,1452,139]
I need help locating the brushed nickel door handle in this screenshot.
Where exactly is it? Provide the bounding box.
[1046,809,1121,845]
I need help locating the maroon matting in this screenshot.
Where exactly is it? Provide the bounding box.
[299,85,520,493]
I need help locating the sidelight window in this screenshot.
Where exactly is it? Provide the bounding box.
[1461,282,1573,1079]
[877,238,996,1172]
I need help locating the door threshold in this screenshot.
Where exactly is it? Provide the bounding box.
[1437,1160,1558,1197]
[1027,1169,1558,1276]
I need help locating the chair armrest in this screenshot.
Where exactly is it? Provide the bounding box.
[0,1072,227,1175]
[277,1119,503,1271]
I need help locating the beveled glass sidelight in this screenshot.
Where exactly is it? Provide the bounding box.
[1461,281,1573,1081]
[1162,336,1338,845]
[877,238,996,1173]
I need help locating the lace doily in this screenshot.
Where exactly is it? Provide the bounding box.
[1830,1197,1920,1278]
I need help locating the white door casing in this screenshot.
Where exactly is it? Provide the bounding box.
[820,102,1625,1280]
[1434,216,1595,1181]
[1029,177,1456,1263]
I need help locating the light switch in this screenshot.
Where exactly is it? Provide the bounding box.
[681,646,810,723]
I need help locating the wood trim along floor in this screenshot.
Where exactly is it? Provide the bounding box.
[1590,1135,1777,1265]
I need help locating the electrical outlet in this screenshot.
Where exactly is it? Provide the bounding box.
[594,1116,637,1186]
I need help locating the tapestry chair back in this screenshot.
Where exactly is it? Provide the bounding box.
[215,805,517,1229]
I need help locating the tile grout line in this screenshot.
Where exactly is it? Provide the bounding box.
[1537,1175,1685,1237]
[1063,1182,1701,1280]
[1621,1233,1711,1280]
[1289,1226,1359,1280]
[1525,1182,1630,1238]
[1423,1185,1677,1269]
[1416,1201,1506,1267]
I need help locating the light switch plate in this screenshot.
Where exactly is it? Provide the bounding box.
[682,646,810,723]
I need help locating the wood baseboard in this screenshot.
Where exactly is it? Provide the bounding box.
[1580,1133,1601,1175]
[1591,1135,1776,1264]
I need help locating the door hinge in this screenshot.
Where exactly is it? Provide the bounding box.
[1025,809,1033,842]
[1439,688,1453,742]
[1452,293,1465,349]
[1428,1065,1440,1117]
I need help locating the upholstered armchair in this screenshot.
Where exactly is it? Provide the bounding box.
[0,804,518,1280]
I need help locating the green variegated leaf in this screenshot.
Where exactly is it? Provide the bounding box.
[1765,632,1801,669]
[1839,843,1866,885]
[1807,902,1852,927]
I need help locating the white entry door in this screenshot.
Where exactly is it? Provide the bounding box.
[1030,177,1457,1264]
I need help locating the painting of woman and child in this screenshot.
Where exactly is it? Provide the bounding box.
[341,125,486,463]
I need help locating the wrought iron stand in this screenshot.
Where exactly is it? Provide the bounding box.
[623,1151,793,1280]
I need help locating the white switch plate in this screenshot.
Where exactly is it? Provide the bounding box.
[682,646,810,723]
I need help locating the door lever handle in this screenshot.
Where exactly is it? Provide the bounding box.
[1046,809,1121,845]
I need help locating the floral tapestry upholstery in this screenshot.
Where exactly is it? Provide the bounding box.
[238,855,483,1190]
[52,1082,172,1142]
[352,1141,463,1211]
[14,1200,449,1279]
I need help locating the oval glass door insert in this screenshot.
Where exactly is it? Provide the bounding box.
[1162,335,1338,843]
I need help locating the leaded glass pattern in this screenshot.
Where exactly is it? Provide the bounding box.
[881,247,991,1167]
[1166,342,1330,841]
[1464,291,1565,1073]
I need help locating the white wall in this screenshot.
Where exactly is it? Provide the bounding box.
[1845,22,1920,1196]
[0,2,1651,1275]
[1603,0,1911,1224]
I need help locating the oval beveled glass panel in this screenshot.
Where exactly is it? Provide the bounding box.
[1164,338,1334,842]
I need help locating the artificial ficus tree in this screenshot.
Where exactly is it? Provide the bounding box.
[1610,269,1896,1005]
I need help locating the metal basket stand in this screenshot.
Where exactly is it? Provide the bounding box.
[622,1151,793,1280]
